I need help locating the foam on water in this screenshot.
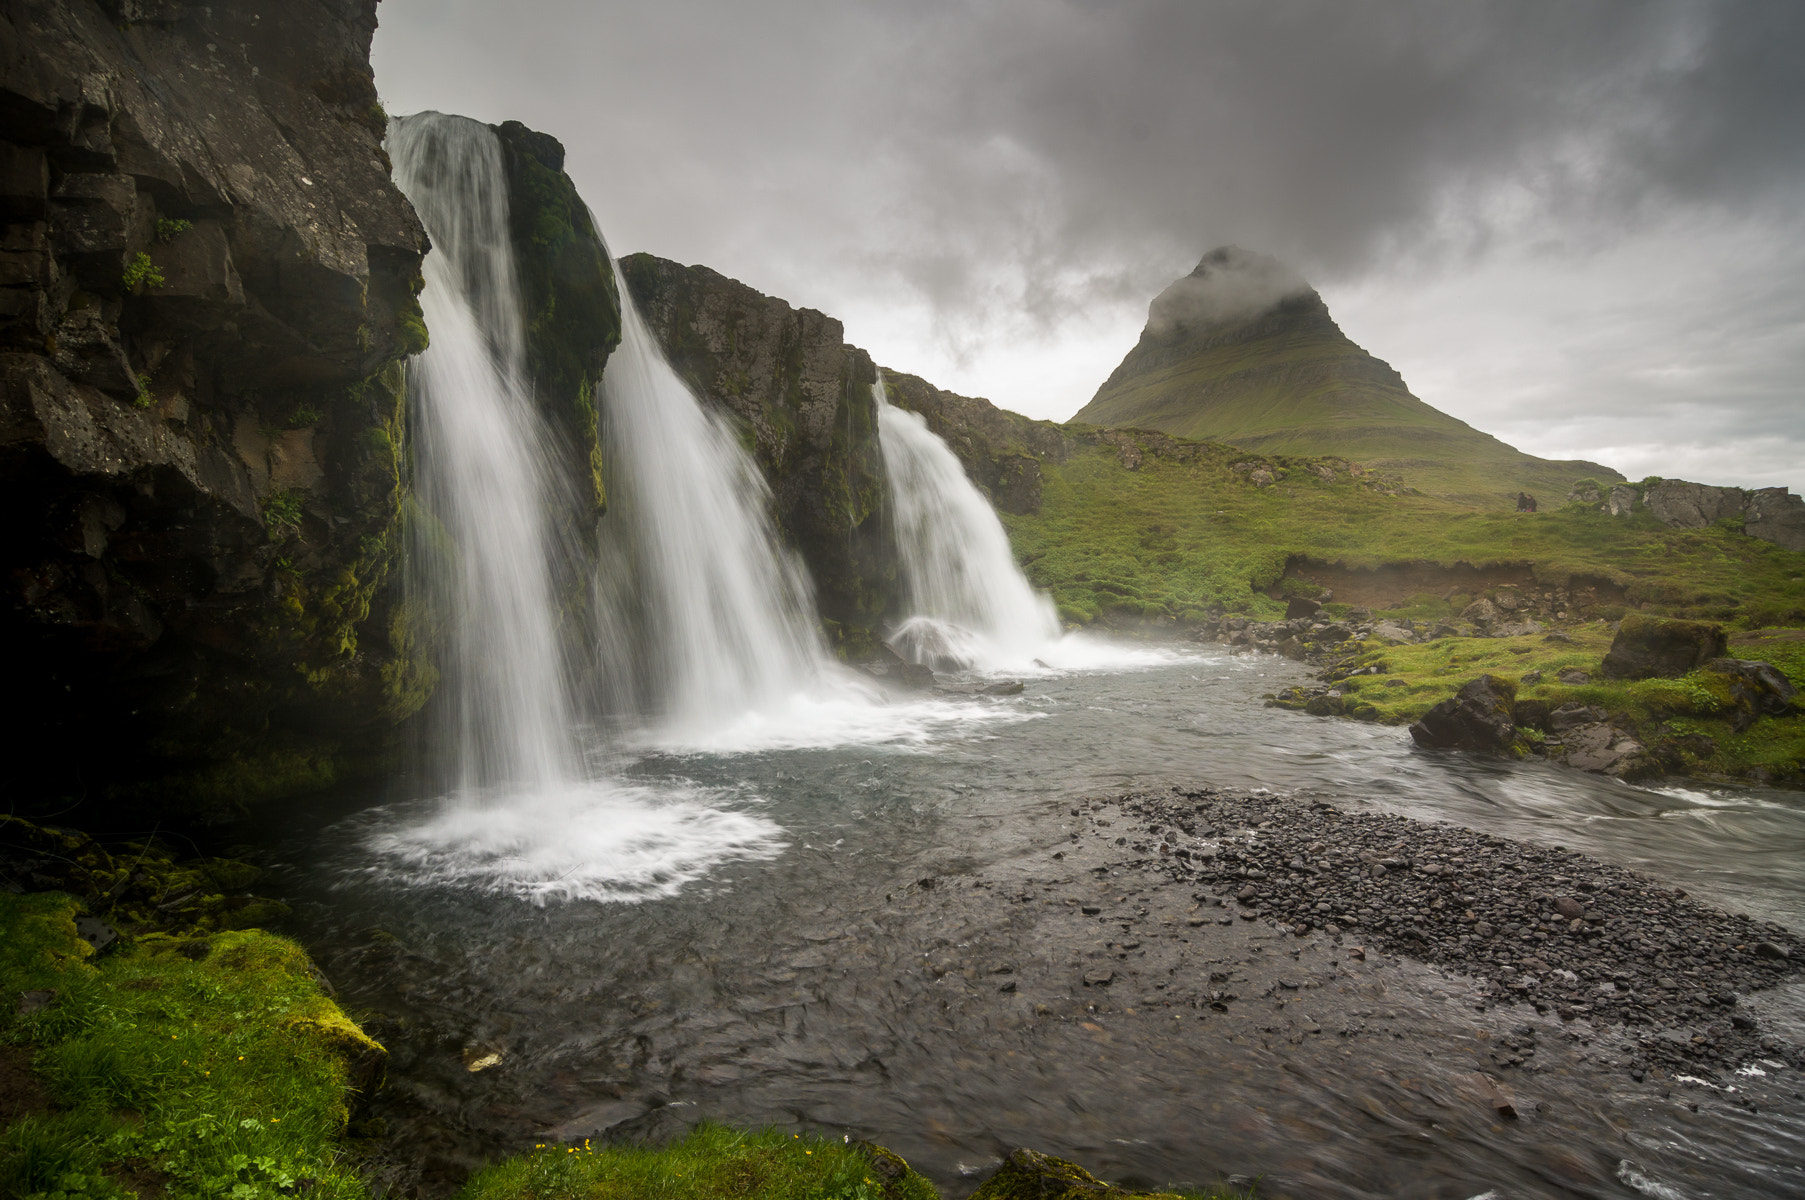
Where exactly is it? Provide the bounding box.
[349,782,786,904]
[628,689,1046,756]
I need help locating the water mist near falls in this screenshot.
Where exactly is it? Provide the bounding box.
[389,113,581,797]
[876,378,1062,671]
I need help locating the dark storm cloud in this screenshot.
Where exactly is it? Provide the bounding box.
[372,0,1805,486]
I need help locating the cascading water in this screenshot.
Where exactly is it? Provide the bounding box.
[592,280,855,741]
[875,376,1062,670]
[373,112,785,900]
[389,112,580,797]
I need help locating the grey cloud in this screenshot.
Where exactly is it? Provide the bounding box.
[1145,247,1311,337]
[370,0,1804,488]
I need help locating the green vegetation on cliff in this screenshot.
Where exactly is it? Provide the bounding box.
[1071,248,1619,505]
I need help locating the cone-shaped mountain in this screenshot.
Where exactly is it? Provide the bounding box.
[1072,247,1620,503]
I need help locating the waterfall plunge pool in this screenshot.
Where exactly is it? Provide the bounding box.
[250,643,1805,1200]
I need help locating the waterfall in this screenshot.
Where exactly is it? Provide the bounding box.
[592,275,847,739]
[875,377,1062,670]
[389,112,580,797]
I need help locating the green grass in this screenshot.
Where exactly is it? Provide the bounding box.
[0,892,381,1200]
[1319,626,1805,780]
[455,1124,937,1200]
[1003,440,1805,629]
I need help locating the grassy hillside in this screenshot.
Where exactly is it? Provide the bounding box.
[1072,252,1620,505]
[1001,435,1805,629]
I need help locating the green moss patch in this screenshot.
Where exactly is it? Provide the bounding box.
[455,1124,936,1200]
[1,892,381,1200]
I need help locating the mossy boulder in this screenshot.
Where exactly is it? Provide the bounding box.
[968,1148,1200,1200]
[1600,614,1728,679]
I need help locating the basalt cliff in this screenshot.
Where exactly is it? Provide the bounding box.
[0,2,615,816]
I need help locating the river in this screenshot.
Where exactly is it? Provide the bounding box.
[249,641,1805,1199]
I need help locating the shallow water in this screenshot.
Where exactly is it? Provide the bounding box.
[262,641,1805,1198]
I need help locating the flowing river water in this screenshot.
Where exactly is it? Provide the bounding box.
[253,644,1805,1200]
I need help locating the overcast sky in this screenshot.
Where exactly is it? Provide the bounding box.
[371,0,1804,492]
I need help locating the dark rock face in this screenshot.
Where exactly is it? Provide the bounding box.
[616,253,891,647]
[1284,596,1322,620]
[1,0,428,812]
[1409,675,1521,754]
[492,121,618,520]
[490,121,620,632]
[1600,615,1728,680]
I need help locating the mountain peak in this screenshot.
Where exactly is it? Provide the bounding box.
[1071,248,1622,504]
[1145,246,1313,338]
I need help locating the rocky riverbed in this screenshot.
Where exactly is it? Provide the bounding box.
[1106,786,1805,1084]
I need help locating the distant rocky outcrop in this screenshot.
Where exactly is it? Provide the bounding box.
[1570,477,1805,553]
[1,0,428,812]
[1073,246,1622,505]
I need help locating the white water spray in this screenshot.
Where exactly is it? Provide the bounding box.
[593,280,856,738]
[380,113,786,898]
[390,112,579,796]
[875,378,1062,670]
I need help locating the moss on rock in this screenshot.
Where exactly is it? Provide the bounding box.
[969,1147,1248,1200]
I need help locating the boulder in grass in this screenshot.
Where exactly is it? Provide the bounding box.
[1410,674,1520,753]
[1599,615,1727,679]
[1285,596,1323,620]
[1704,657,1798,732]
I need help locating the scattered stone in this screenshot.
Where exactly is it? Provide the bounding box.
[74,916,116,953]
[983,681,1026,696]
[1285,596,1322,620]
[1557,668,1591,684]
[16,989,56,1016]
[1370,621,1417,644]
[1083,969,1115,987]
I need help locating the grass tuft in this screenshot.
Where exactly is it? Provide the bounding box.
[455,1123,937,1200]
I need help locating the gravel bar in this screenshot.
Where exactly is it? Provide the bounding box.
[1107,785,1805,1082]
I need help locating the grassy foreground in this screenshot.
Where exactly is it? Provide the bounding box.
[1003,439,1805,629]
[0,891,380,1200]
[0,826,1247,1200]
[455,1126,1246,1200]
